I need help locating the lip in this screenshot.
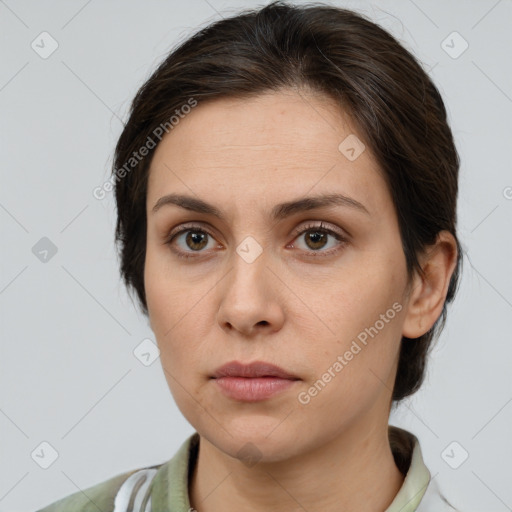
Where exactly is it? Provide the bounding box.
[211,360,300,402]
[211,360,299,379]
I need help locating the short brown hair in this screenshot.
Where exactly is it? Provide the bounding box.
[112,0,463,403]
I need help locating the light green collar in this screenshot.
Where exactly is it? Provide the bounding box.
[385,426,431,511]
[151,426,431,512]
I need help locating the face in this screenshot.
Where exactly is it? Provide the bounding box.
[144,89,413,462]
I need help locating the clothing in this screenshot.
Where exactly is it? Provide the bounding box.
[35,426,455,512]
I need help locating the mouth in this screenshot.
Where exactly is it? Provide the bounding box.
[212,376,299,402]
[211,360,300,379]
[210,360,300,402]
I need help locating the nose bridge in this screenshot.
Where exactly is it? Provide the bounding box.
[228,234,269,299]
[216,235,283,334]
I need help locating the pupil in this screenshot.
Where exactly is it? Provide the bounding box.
[187,231,207,250]
[307,231,326,249]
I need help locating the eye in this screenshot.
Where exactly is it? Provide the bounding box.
[164,221,348,259]
[288,221,347,258]
[164,223,219,259]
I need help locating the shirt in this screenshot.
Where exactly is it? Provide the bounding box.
[35,425,455,512]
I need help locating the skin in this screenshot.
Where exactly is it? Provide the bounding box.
[144,88,458,512]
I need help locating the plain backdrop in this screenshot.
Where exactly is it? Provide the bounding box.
[1,1,511,511]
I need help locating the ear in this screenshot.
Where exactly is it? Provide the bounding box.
[402,231,458,339]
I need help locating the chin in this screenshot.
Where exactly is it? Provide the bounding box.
[205,423,304,464]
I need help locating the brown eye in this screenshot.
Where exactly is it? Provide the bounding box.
[303,230,329,250]
[183,231,209,251]
[165,221,347,260]
[290,222,347,258]
[165,225,219,259]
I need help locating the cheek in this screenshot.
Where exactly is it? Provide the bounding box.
[144,248,188,356]
[144,250,173,329]
[308,304,404,416]
[309,251,406,381]
[315,261,405,342]
[144,247,215,369]
[144,242,194,321]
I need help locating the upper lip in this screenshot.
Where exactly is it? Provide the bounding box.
[212,360,300,379]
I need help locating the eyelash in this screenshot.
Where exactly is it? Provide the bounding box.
[164,221,348,260]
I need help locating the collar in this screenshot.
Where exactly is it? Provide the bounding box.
[385,425,431,510]
[148,426,434,512]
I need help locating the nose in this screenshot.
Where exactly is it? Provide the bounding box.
[216,248,285,338]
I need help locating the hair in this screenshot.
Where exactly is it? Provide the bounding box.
[112,0,463,404]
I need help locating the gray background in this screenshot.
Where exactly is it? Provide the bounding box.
[1,0,511,511]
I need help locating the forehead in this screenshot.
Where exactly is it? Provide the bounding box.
[147,89,389,217]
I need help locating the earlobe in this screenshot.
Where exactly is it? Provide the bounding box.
[401,231,458,339]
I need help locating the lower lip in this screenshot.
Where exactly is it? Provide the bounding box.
[213,377,298,401]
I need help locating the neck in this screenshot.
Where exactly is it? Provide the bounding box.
[189,421,405,512]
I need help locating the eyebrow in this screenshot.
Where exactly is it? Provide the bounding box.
[151,192,370,220]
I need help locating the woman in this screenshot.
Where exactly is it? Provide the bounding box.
[37,1,462,510]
